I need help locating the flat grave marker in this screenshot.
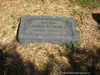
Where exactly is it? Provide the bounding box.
[17,16,79,45]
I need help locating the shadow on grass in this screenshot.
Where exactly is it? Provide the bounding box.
[0,42,30,75]
[66,47,100,75]
[0,41,49,75]
[0,48,5,75]
[0,40,100,75]
[92,13,100,31]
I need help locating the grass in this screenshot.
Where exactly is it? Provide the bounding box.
[0,0,100,75]
[25,0,33,3]
[69,0,99,9]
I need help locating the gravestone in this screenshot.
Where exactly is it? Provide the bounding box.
[17,16,79,45]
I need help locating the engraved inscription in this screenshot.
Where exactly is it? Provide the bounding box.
[18,16,77,44]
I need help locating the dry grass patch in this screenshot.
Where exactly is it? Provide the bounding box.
[0,0,100,75]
